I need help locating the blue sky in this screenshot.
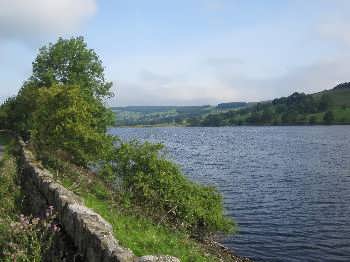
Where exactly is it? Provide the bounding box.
[1,0,350,106]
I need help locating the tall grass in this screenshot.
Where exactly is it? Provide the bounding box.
[0,136,58,261]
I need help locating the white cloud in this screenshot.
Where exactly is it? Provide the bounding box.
[115,80,238,106]
[0,0,96,40]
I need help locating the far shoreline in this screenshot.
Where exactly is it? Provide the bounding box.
[113,123,350,128]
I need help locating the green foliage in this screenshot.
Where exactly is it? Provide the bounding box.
[323,110,335,124]
[0,137,57,261]
[0,37,235,257]
[0,36,114,140]
[198,87,350,126]
[110,140,235,236]
[42,154,225,261]
[309,115,317,124]
[0,36,116,166]
[281,110,298,123]
[112,106,215,127]
[0,136,21,219]
[31,85,115,166]
[318,94,332,111]
[28,36,113,100]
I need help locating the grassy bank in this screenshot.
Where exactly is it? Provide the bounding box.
[0,134,232,261]
[42,155,235,261]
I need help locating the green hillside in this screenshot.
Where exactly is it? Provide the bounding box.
[313,88,350,107]
[112,83,350,127]
[198,84,350,126]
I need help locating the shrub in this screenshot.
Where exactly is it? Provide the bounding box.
[31,85,115,167]
[109,140,235,237]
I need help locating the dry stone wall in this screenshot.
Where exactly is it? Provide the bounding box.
[18,140,180,262]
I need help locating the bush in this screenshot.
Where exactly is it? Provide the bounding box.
[108,140,235,236]
[31,85,115,167]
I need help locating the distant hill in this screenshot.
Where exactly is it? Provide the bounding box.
[112,83,350,127]
[313,87,350,107]
[199,83,350,126]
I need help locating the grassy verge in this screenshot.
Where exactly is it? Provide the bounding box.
[42,156,228,261]
[0,134,21,220]
[0,135,58,261]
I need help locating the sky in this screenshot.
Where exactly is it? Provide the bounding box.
[1,0,350,106]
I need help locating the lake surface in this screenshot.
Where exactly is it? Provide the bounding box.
[110,126,350,262]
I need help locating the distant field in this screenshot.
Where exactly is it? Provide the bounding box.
[111,104,249,126]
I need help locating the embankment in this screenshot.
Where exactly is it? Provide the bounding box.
[18,138,179,262]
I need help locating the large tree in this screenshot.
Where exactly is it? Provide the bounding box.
[27,36,113,100]
[9,37,115,137]
[0,37,116,164]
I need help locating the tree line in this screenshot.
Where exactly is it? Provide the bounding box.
[195,90,349,126]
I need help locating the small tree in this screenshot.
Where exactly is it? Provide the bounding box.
[281,110,298,123]
[323,111,334,124]
[318,94,332,112]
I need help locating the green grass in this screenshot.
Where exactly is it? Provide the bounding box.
[332,108,350,122]
[56,169,221,261]
[0,134,19,218]
[0,135,43,261]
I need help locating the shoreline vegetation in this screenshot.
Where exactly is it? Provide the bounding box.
[0,37,248,261]
[115,122,350,128]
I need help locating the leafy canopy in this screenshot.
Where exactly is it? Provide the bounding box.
[27,36,113,100]
[0,37,116,165]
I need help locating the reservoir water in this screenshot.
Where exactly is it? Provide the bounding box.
[110,126,350,262]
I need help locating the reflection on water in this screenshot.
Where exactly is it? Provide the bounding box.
[110,126,350,262]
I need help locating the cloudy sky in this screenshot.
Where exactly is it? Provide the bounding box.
[1,0,350,106]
